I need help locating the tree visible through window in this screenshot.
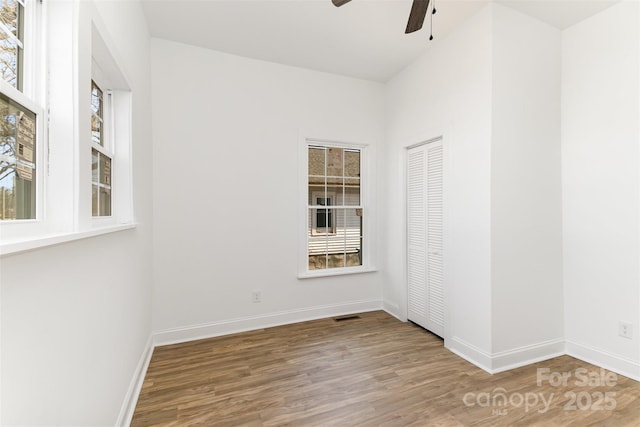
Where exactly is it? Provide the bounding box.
[0,0,24,90]
[0,91,35,219]
[308,145,362,270]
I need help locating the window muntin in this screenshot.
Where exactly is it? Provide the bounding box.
[307,145,362,271]
[90,80,112,217]
[0,90,35,219]
[0,0,24,91]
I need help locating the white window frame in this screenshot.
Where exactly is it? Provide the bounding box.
[298,136,376,279]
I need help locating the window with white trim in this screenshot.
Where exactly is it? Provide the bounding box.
[306,144,364,271]
[0,0,41,222]
[88,22,133,228]
[90,79,112,217]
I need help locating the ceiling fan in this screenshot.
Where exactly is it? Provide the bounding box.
[332,0,431,34]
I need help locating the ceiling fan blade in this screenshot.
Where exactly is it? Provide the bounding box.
[332,0,352,6]
[405,0,430,33]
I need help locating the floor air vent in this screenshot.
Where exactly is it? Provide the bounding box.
[334,315,361,322]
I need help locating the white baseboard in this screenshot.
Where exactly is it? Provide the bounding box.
[116,336,154,427]
[382,301,403,321]
[447,336,493,373]
[566,340,640,382]
[490,338,565,373]
[153,299,383,347]
[447,336,566,374]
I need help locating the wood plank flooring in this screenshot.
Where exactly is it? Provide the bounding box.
[132,311,640,426]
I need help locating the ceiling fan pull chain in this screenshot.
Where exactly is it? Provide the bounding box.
[429,0,436,40]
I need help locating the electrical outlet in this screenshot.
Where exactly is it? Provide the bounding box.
[619,321,632,339]
[252,291,262,303]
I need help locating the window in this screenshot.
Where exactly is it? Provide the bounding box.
[90,80,112,217]
[306,144,364,272]
[86,22,134,228]
[0,0,40,223]
[0,3,136,255]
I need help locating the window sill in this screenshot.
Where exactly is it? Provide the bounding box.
[298,266,377,279]
[0,223,136,257]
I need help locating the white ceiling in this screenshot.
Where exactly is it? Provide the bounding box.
[141,0,620,82]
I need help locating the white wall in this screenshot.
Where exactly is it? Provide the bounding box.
[384,6,494,359]
[385,3,567,371]
[562,1,640,378]
[0,1,153,425]
[490,5,564,357]
[151,39,385,337]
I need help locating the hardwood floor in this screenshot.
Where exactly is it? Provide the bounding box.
[132,311,640,426]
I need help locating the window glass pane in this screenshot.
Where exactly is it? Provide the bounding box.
[91,82,103,146]
[0,0,23,90]
[345,149,360,177]
[308,146,325,176]
[326,208,363,269]
[317,207,331,228]
[326,147,343,177]
[100,153,111,186]
[326,208,345,269]
[348,208,363,266]
[91,150,112,217]
[91,148,99,183]
[91,184,98,216]
[327,178,343,206]
[92,185,112,217]
[99,187,111,216]
[0,167,34,219]
[0,36,19,88]
[308,147,325,204]
[313,205,333,233]
[91,114,102,146]
[308,208,327,271]
[0,91,35,220]
[308,184,320,205]
[0,0,21,38]
[0,169,15,219]
[91,82,103,116]
[344,177,360,206]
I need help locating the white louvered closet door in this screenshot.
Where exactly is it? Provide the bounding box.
[407,140,444,337]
